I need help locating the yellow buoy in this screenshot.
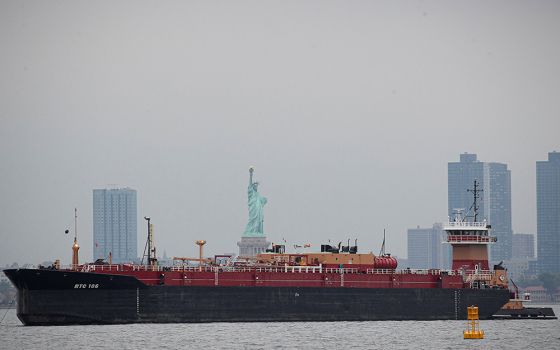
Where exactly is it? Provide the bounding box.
[464,306,484,339]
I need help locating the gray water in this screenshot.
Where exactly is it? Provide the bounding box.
[1,306,559,350]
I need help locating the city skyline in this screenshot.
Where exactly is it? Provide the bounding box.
[1,2,559,266]
[2,151,555,266]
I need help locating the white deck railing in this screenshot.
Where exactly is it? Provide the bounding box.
[445,221,488,228]
[62,264,471,277]
[446,235,497,243]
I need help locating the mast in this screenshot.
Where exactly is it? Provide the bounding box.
[150,222,156,266]
[71,208,80,270]
[379,229,386,256]
[467,179,483,222]
[142,216,155,267]
[74,208,77,241]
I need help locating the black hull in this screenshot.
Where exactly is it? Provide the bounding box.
[492,307,557,320]
[5,269,510,325]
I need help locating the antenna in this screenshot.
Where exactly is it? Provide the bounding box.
[452,208,464,222]
[74,208,78,241]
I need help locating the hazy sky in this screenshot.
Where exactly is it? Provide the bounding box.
[1,1,559,266]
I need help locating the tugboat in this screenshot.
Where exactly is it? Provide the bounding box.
[492,279,557,320]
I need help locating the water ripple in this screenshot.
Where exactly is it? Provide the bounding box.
[1,306,559,350]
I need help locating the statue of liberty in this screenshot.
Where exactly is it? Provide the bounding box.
[244,167,267,236]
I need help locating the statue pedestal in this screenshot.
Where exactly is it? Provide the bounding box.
[237,235,270,257]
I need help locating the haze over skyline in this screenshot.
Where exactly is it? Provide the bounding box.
[1,1,559,266]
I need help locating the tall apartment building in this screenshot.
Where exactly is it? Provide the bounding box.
[448,153,512,262]
[537,151,560,273]
[93,188,137,263]
[407,223,450,270]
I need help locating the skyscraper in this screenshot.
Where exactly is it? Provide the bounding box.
[448,153,512,262]
[537,151,560,273]
[407,223,450,270]
[512,233,535,259]
[93,188,137,263]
